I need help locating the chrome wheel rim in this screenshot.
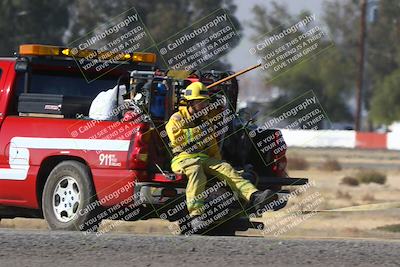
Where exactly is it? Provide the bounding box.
[52,176,81,223]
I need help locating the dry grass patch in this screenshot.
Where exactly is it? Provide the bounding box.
[336,190,352,200]
[340,176,360,186]
[361,193,375,202]
[287,156,310,170]
[320,158,342,171]
[356,170,386,185]
[376,224,400,233]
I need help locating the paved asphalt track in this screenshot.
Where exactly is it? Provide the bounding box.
[0,229,399,267]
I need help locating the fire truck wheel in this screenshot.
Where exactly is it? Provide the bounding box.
[42,160,100,232]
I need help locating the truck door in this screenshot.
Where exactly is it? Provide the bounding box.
[0,61,31,205]
[0,61,10,127]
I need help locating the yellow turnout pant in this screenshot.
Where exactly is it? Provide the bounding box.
[171,157,258,216]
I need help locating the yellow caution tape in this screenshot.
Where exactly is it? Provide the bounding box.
[301,201,400,213]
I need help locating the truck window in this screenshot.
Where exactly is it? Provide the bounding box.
[8,70,123,116]
[28,70,119,98]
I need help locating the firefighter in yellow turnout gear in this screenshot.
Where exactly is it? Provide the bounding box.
[166,82,276,229]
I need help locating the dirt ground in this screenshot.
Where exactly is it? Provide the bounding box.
[1,148,400,239]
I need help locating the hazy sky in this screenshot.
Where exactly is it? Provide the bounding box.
[227,0,327,70]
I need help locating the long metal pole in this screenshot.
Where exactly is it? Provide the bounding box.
[206,63,261,89]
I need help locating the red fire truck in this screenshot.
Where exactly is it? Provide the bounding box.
[0,44,307,235]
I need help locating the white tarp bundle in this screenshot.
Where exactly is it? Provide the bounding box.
[89,85,126,120]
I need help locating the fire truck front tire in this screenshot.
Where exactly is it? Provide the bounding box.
[42,160,101,232]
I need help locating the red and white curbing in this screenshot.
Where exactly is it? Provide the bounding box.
[280,130,398,150]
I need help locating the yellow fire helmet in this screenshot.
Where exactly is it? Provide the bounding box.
[184,82,210,101]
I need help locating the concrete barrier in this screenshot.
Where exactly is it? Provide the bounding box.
[280,129,394,150]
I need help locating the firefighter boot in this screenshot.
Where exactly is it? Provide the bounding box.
[249,190,278,213]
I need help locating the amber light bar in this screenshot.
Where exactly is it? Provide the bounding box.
[19,44,157,64]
